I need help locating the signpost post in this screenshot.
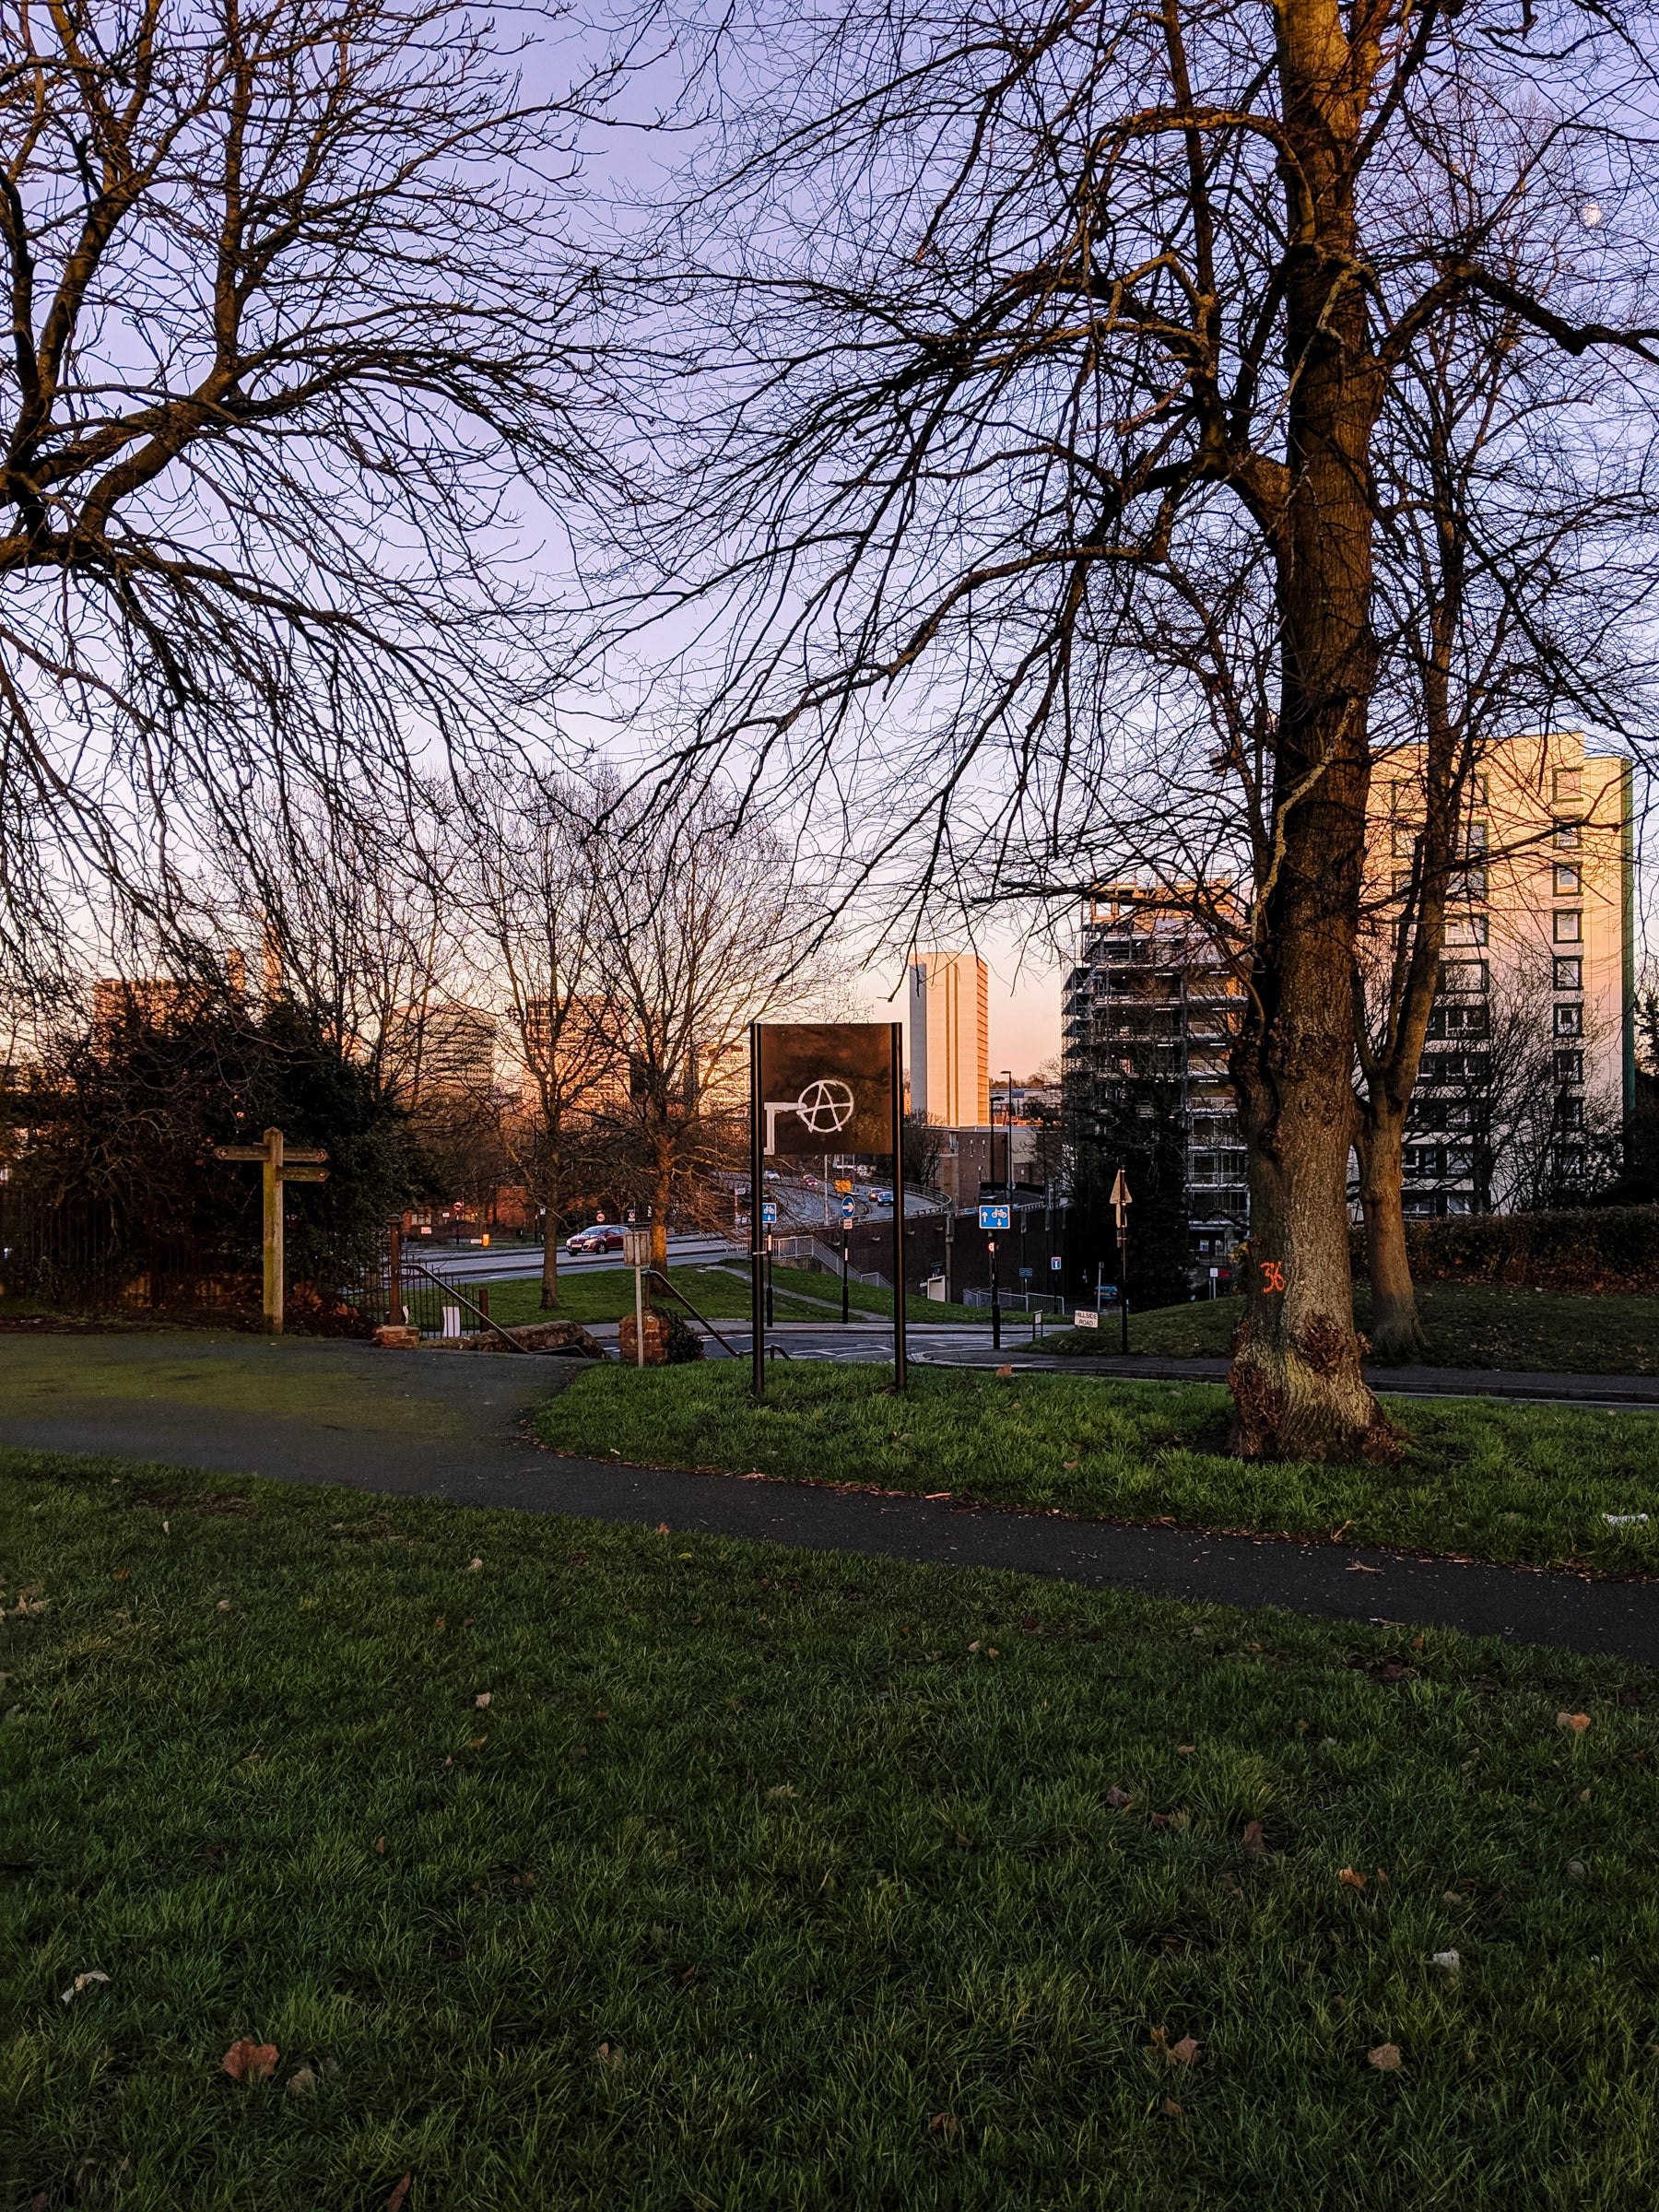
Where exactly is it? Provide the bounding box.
[622,1225,652,1368]
[213,1126,327,1335]
[979,1203,1010,1352]
[841,1194,854,1322]
[1110,1167,1133,1354]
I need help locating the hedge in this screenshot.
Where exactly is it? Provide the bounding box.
[1349,1206,1659,1294]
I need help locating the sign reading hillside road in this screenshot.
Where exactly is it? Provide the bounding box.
[212,1125,328,1335]
[750,1022,906,1398]
[979,1204,1010,1230]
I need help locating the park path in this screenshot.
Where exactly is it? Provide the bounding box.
[0,1331,1655,1665]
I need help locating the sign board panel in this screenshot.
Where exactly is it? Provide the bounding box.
[1072,1309,1100,1330]
[755,1023,895,1158]
[621,1228,652,1266]
[841,1198,855,1220]
[1050,1254,1063,1271]
[760,1202,778,1226]
[1018,1266,1033,1278]
[979,1204,1011,1230]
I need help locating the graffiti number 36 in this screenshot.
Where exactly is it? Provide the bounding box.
[1259,1260,1286,1295]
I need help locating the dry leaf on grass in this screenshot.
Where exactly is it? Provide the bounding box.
[1105,1785,1133,1809]
[386,2175,412,2212]
[222,2039,279,2083]
[1148,2027,1200,2066]
[1241,1821,1267,1857]
[59,1971,110,2005]
[1339,1867,1367,1890]
[1368,2042,1404,2072]
[467,1558,482,1572]
[1558,1712,1591,1734]
[1162,2097,1183,2116]
[474,1692,491,1710]
[929,2112,959,2137]
[1430,1950,1461,1971]
[217,1599,231,1612]
[994,1364,1014,1378]
[287,2066,317,2098]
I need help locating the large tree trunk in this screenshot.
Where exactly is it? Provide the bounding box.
[540,1216,559,1311]
[1229,0,1394,1463]
[1356,1107,1428,1363]
[651,1159,671,1271]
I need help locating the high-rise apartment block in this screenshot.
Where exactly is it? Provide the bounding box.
[908,952,990,1126]
[1379,730,1633,1216]
[1061,889,1248,1281]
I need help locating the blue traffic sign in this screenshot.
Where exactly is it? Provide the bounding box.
[978,1204,1011,1230]
[841,1197,855,1220]
[1050,1254,1063,1270]
[760,1202,778,1226]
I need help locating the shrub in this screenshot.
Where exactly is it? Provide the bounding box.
[1349,1206,1659,1293]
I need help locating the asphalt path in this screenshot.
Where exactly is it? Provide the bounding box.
[406,1234,740,1285]
[1,1333,1654,1665]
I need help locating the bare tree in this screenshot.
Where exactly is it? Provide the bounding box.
[588,790,828,1269]
[0,0,620,978]
[1353,303,1657,1359]
[452,770,618,1308]
[593,0,1659,1459]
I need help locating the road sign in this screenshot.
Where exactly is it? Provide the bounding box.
[760,1202,778,1226]
[1072,1309,1100,1330]
[1050,1254,1063,1271]
[622,1228,652,1267]
[841,1197,855,1220]
[834,1178,853,1194]
[1018,1266,1033,1278]
[1109,1168,1133,1227]
[979,1204,1010,1230]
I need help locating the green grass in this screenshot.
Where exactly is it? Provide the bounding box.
[1059,1283,1659,1374]
[3,1448,1655,2209]
[477,1263,983,1330]
[535,1362,1659,1577]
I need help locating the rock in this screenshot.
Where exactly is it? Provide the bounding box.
[459,1318,606,1359]
[373,1324,420,1349]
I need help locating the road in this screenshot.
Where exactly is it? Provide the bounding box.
[401,1233,741,1285]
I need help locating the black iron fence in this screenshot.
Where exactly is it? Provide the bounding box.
[0,1183,261,1317]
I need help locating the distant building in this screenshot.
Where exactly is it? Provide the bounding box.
[908,951,990,1126]
[385,1000,496,1109]
[1372,729,1632,1216]
[91,953,248,1041]
[1061,887,1248,1288]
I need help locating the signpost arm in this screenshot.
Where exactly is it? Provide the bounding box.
[749,1023,766,1397]
[889,1022,907,1391]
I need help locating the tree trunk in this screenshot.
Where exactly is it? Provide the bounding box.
[1230,0,1395,1464]
[540,1213,559,1311]
[651,1164,671,1271]
[1356,1109,1427,1363]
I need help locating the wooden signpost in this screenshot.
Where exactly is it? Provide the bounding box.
[213,1126,328,1334]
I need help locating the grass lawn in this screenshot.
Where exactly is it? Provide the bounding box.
[1057,1283,1659,1374]
[535,1363,1659,1578]
[477,1263,984,1331]
[4,1449,1655,2209]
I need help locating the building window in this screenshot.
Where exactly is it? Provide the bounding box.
[1553,766,1584,801]
[1404,1145,1442,1179]
[1554,1004,1583,1037]
[1558,1096,1585,1130]
[1437,958,1488,994]
[1553,910,1582,943]
[1453,867,1488,901]
[1553,956,1583,990]
[1444,914,1488,947]
[1444,1193,1473,1216]
[1391,825,1418,859]
[1554,819,1582,849]
[1555,1050,1584,1082]
[1553,864,1581,895]
[1465,820,1489,854]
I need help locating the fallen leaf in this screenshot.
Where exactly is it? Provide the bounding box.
[1168,2035,1200,2065]
[222,2039,279,2083]
[467,1558,482,1571]
[112,1569,131,1582]
[655,1523,671,1535]
[1339,1867,1367,1890]
[1241,1820,1267,1857]
[287,2065,317,2098]
[1105,1785,1133,1808]
[929,2112,959,2137]
[1346,1563,1383,1574]
[595,2041,624,2069]
[767,1782,798,1799]
[594,1710,610,1722]
[995,1364,1014,1378]
[386,2175,412,2212]
[1177,1745,1194,1756]
[1063,1460,1079,1471]
[1162,2096,1183,2116]
[1430,1950,1460,1971]
[433,1617,445,1631]
[59,1970,111,2005]
[217,1598,231,1611]
[474,1692,491,1710]
[1368,2042,1404,2072]
[1558,1712,1591,1734]
[466,1735,488,1748]
[375,1836,386,1854]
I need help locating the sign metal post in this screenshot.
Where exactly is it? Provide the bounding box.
[749,1023,766,1396]
[889,1022,907,1392]
[213,1125,328,1334]
[1111,1167,1133,1355]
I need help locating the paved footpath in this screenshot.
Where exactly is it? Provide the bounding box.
[1,1332,1655,1665]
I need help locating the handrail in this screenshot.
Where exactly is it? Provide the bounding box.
[404,1257,529,1355]
[643,1267,746,1359]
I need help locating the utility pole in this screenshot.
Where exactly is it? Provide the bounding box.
[214,1127,328,1334]
[989,1235,1001,1350]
